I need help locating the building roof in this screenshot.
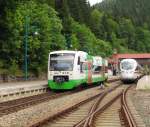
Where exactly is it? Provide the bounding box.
[112,53,150,59]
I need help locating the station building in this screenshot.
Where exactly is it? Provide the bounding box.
[109,53,150,73]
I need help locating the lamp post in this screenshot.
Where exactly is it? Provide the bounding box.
[65,33,72,49]
[24,16,39,80]
[24,16,29,80]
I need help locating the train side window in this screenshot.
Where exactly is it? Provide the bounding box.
[93,66,101,73]
[80,62,87,73]
[78,57,80,65]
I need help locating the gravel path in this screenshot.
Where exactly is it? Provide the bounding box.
[0,86,106,127]
[130,88,150,127]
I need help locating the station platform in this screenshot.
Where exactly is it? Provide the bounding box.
[0,80,48,102]
[0,76,120,102]
[0,80,47,95]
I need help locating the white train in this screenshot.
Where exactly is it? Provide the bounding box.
[120,59,143,83]
[48,50,108,90]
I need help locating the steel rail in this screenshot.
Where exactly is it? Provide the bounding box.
[74,92,122,127]
[88,82,121,115]
[73,83,122,127]
[30,83,121,127]
[0,91,73,116]
[121,85,137,127]
[0,79,120,117]
[30,92,103,127]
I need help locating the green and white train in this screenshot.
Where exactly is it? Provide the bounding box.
[48,50,108,90]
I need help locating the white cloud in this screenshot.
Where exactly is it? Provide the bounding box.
[88,0,102,5]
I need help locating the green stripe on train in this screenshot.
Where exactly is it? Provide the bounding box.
[48,79,85,90]
[48,76,107,90]
[92,76,106,83]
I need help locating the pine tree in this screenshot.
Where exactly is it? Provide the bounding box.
[67,0,91,26]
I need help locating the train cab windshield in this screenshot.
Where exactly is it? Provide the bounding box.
[121,61,134,70]
[50,53,75,71]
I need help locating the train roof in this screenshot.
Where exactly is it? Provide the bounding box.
[49,50,87,54]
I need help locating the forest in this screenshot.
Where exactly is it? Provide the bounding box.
[0,0,150,79]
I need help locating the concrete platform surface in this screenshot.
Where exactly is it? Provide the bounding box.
[0,80,47,95]
[0,76,119,96]
[136,75,150,90]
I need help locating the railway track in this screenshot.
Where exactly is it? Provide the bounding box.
[30,84,137,127]
[0,91,76,116]
[0,80,120,117]
[29,83,121,127]
[93,99,122,127]
[74,85,125,127]
[75,85,136,127]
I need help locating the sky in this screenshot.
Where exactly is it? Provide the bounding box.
[88,0,102,5]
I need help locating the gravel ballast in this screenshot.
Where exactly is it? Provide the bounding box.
[130,88,150,127]
[0,86,106,127]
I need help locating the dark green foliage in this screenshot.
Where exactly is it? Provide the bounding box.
[0,0,65,78]
[93,0,150,53]
[1,0,150,79]
[97,0,150,26]
[37,0,55,7]
[67,0,92,26]
[55,0,71,33]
